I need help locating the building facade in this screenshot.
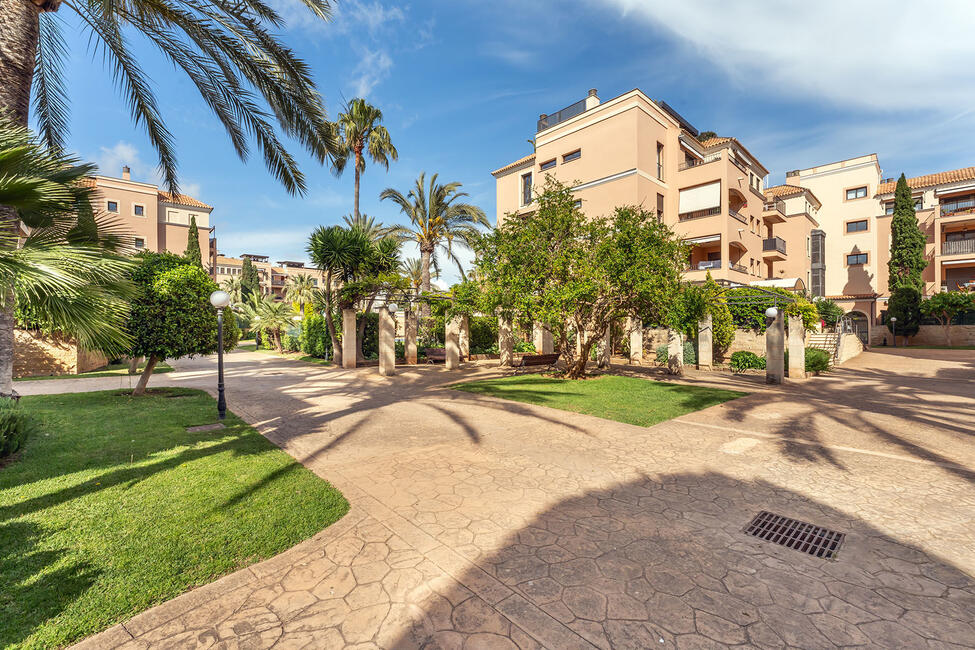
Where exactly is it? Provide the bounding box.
[213,254,325,301]
[87,166,216,270]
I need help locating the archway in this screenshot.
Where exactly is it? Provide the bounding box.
[842,311,869,345]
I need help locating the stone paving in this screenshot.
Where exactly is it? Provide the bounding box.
[18,347,975,649]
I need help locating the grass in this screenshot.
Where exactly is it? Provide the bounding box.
[236,342,331,366]
[14,361,174,382]
[0,388,348,649]
[454,374,744,428]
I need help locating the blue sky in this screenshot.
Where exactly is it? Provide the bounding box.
[52,0,975,284]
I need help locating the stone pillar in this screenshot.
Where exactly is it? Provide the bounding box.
[788,315,806,380]
[697,313,713,370]
[498,315,513,367]
[533,322,553,354]
[404,309,418,364]
[667,328,683,375]
[446,315,461,370]
[766,309,785,384]
[597,326,611,368]
[378,306,396,376]
[627,317,643,364]
[459,315,470,360]
[342,309,357,369]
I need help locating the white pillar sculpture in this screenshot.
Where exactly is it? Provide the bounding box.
[379,306,396,377]
[405,309,418,364]
[446,315,461,370]
[342,308,357,369]
[788,314,806,380]
[667,328,683,375]
[766,308,785,384]
[597,326,611,368]
[697,313,713,371]
[459,314,470,360]
[533,321,553,354]
[627,316,643,364]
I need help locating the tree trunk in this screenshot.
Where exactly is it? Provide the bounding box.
[353,150,362,220]
[0,1,41,397]
[273,329,283,353]
[132,355,158,396]
[565,340,595,379]
[128,356,144,375]
[944,322,952,347]
[419,244,433,324]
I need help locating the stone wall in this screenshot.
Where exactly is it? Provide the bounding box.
[14,330,108,378]
[837,333,864,364]
[908,325,975,347]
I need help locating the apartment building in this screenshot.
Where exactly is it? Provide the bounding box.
[214,254,325,300]
[86,166,216,269]
[492,89,803,288]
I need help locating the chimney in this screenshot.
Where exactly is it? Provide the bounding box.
[121,165,131,180]
[585,88,600,110]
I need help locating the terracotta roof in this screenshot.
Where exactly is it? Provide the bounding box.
[698,136,733,148]
[764,184,806,200]
[697,136,769,176]
[216,256,243,265]
[158,191,212,210]
[824,294,878,301]
[876,166,975,195]
[491,153,535,176]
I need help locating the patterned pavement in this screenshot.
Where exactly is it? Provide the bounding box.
[20,347,974,649]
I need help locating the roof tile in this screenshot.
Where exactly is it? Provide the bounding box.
[877,166,975,195]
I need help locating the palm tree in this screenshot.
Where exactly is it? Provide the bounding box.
[241,295,292,352]
[403,257,439,291]
[222,276,243,304]
[0,120,135,395]
[285,274,316,316]
[341,213,394,240]
[381,172,489,318]
[331,99,397,219]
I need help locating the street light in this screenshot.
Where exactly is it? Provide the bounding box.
[387,302,398,313]
[890,316,897,348]
[209,290,232,420]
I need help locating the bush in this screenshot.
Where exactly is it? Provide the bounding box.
[360,311,379,358]
[283,328,300,352]
[725,287,818,332]
[395,340,405,359]
[470,316,499,354]
[514,340,536,353]
[804,347,830,373]
[655,344,668,364]
[0,398,36,458]
[654,340,696,364]
[299,314,332,358]
[730,351,766,373]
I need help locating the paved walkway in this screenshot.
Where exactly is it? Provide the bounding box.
[21,348,975,649]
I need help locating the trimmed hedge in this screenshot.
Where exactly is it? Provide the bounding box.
[729,351,766,373]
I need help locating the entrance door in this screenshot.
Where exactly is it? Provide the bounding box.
[843,311,869,345]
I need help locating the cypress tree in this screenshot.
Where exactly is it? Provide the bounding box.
[886,174,927,337]
[184,215,202,266]
[241,257,261,300]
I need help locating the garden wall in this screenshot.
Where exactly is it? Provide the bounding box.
[14,330,108,378]
[907,325,975,347]
[640,326,819,364]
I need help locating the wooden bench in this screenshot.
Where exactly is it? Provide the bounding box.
[422,348,466,364]
[515,353,560,373]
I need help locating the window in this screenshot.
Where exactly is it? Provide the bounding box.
[563,149,581,163]
[846,219,868,232]
[656,142,664,180]
[107,200,118,212]
[656,193,664,220]
[521,173,532,206]
[572,199,582,209]
[539,158,556,171]
[133,204,145,217]
[846,186,867,200]
[806,236,811,258]
[847,253,868,265]
[886,197,924,214]
[134,237,145,249]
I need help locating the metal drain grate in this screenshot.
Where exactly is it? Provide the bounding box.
[744,511,845,559]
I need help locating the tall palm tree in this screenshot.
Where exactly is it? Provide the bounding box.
[0,119,135,395]
[222,276,243,304]
[331,99,397,219]
[381,172,489,318]
[285,274,316,317]
[341,213,394,241]
[241,294,292,352]
[403,257,439,291]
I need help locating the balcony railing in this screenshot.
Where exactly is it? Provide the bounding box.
[763,199,786,214]
[940,196,975,216]
[687,260,722,271]
[679,206,721,221]
[729,208,747,224]
[748,184,766,202]
[678,152,721,171]
[728,262,748,274]
[942,239,975,255]
[537,98,587,132]
[763,236,787,254]
[729,156,748,173]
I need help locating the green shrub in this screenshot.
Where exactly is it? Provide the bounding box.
[395,340,405,359]
[283,329,300,352]
[514,340,536,353]
[729,351,766,373]
[0,398,36,458]
[469,316,499,354]
[360,311,379,358]
[805,347,830,373]
[654,341,696,364]
[725,287,818,332]
[299,314,332,358]
[655,344,668,364]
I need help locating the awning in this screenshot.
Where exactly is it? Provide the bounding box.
[678,181,721,213]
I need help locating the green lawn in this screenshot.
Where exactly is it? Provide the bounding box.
[14,361,174,382]
[237,343,331,366]
[454,374,745,427]
[0,388,348,649]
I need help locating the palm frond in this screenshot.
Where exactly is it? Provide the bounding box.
[32,13,71,151]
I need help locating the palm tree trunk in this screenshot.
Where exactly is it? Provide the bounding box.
[273,329,283,353]
[133,355,158,396]
[419,244,432,321]
[0,1,41,397]
[353,151,362,219]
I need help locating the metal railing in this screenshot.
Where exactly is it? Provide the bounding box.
[537,98,587,132]
[763,200,786,215]
[687,260,722,271]
[940,196,975,216]
[729,208,748,224]
[678,152,721,171]
[748,184,766,202]
[763,236,787,254]
[729,156,748,173]
[942,238,975,255]
[679,207,721,221]
[728,262,748,274]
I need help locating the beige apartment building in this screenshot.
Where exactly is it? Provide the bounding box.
[214,254,325,301]
[492,89,805,289]
[86,166,216,270]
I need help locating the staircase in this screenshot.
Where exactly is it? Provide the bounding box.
[807,332,840,364]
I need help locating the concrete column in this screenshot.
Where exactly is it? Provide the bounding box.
[379,306,396,376]
[788,315,806,380]
[498,315,513,367]
[597,326,611,368]
[697,313,713,370]
[404,309,418,364]
[533,322,553,354]
[667,328,683,375]
[446,315,461,370]
[628,317,643,364]
[766,309,785,384]
[342,309,357,369]
[459,315,470,360]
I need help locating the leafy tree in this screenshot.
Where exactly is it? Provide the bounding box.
[699,271,734,353]
[475,179,686,379]
[241,294,292,353]
[887,287,922,341]
[240,257,261,301]
[725,287,818,332]
[888,174,927,293]
[382,172,489,323]
[0,120,134,395]
[331,99,397,219]
[127,254,238,395]
[814,298,844,328]
[184,215,202,266]
[920,291,975,346]
[697,130,717,142]
[285,274,316,317]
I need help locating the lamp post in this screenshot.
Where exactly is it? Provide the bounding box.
[890,316,897,348]
[210,290,231,419]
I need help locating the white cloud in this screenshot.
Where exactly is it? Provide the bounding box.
[268,0,403,35]
[92,141,156,182]
[597,0,975,111]
[348,48,393,97]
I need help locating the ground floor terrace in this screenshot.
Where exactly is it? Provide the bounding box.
[17,345,974,649]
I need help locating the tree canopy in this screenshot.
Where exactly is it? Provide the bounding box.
[240,257,261,301]
[888,174,927,292]
[920,291,975,346]
[184,216,202,267]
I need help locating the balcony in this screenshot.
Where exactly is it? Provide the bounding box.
[939,196,975,217]
[762,200,786,224]
[728,208,747,224]
[942,239,975,256]
[728,262,748,274]
[762,236,787,260]
[688,259,722,271]
[679,207,721,221]
[678,153,721,172]
[537,98,587,133]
